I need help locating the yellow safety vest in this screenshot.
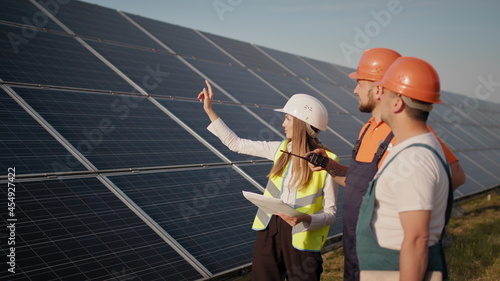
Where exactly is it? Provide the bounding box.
[252,140,339,251]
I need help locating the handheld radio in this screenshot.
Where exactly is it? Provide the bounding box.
[280,150,329,168]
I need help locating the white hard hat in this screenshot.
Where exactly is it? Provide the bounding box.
[275,94,328,132]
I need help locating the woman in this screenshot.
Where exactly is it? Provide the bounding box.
[198,80,339,281]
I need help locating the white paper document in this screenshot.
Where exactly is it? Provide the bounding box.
[242,191,305,217]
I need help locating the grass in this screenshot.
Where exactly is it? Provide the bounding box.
[445,192,500,280]
[320,192,500,281]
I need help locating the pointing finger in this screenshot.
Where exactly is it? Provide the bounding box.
[205,80,212,94]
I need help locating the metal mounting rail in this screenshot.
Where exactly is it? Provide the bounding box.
[0,160,274,182]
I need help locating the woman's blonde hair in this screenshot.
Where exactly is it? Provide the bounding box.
[268,116,327,189]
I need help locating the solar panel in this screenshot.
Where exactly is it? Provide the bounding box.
[0,88,86,174]
[107,167,261,274]
[0,177,203,281]
[307,80,360,114]
[0,25,133,92]
[0,0,498,280]
[203,32,290,75]
[452,154,495,195]
[235,162,274,187]
[429,108,492,150]
[0,0,64,31]
[125,13,237,65]
[188,58,289,106]
[84,40,205,98]
[302,57,358,88]
[49,0,165,50]
[257,46,335,84]
[474,112,499,127]
[12,87,223,170]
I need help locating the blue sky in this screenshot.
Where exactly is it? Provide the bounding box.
[81,0,500,105]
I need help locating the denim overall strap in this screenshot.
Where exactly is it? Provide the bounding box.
[352,123,371,156]
[343,126,394,281]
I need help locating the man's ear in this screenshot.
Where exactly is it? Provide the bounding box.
[374,85,384,100]
[393,96,405,113]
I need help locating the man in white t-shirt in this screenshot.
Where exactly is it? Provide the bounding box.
[356,57,453,281]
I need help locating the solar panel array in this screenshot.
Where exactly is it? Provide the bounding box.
[0,1,498,280]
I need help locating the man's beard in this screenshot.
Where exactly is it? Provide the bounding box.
[358,90,376,113]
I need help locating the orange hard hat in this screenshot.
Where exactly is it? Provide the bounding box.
[349,48,401,81]
[378,56,442,104]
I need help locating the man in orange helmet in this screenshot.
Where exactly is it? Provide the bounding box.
[309,48,465,281]
[356,57,452,280]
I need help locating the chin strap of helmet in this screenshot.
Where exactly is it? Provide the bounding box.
[306,124,318,138]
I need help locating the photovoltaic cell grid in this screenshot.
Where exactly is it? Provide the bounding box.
[204,32,290,76]
[0,0,64,31]
[257,45,336,85]
[0,0,498,280]
[13,87,223,170]
[126,13,237,65]
[108,167,262,273]
[0,178,202,281]
[49,0,165,50]
[85,40,205,99]
[0,90,86,174]
[187,58,289,106]
[0,25,133,92]
[426,101,500,197]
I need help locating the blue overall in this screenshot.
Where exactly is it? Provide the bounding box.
[342,124,393,281]
[356,143,453,280]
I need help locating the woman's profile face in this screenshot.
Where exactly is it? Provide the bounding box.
[282,114,294,139]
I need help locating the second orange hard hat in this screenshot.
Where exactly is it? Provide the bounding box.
[378,56,442,104]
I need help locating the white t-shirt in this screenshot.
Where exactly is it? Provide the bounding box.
[207,117,339,231]
[372,132,449,250]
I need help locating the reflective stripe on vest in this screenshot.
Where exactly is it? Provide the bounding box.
[252,139,339,251]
